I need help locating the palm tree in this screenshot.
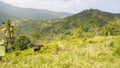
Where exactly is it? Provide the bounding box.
[1,19,15,52]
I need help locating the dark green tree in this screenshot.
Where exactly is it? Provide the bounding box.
[13,35,33,50]
[101,17,120,36]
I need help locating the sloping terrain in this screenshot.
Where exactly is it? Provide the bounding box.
[15,9,120,42]
[0,1,71,22]
[1,36,120,68]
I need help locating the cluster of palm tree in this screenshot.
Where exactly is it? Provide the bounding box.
[1,19,15,52]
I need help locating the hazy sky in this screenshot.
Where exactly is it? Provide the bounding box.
[0,0,120,13]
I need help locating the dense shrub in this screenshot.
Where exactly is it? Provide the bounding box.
[13,35,34,50]
[114,45,120,55]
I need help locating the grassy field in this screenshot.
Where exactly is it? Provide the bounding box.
[0,36,120,68]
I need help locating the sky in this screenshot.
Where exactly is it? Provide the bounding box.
[0,0,120,13]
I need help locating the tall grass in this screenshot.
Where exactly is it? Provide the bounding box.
[0,36,120,68]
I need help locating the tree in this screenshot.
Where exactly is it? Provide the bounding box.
[13,35,34,50]
[1,19,15,52]
[101,17,120,36]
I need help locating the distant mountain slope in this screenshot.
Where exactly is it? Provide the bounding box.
[0,1,72,21]
[41,9,120,36]
[16,9,120,41]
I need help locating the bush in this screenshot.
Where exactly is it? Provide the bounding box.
[114,45,120,55]
[13,35,34,50]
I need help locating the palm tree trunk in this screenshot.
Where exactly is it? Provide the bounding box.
[5,43,8,52]
[0,56,2,61]
[5,37,8,52]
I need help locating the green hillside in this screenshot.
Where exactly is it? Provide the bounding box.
[15,9,120,43]
[43,9,120,37]
[0,36,120,68]
[0,9,120,68]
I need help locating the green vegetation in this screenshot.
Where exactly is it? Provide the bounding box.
[0,36,120,68]
[101,17,120,36]
[0,19,33,53]
[13,35,33,51]
[14,9,120,43]
[0,9,120,68]
[1,19,15,52]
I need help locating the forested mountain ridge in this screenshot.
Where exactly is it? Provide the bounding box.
[40,9,120,39]
[15,9,120,42]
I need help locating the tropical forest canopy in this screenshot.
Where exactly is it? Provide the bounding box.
[10,9,120,43]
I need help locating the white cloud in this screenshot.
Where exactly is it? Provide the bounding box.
[0,0,98,12]
[0,0,119,13]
